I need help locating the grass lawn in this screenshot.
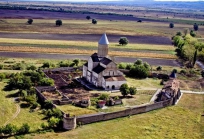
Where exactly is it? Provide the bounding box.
[21,93,204,139]
[126,77,162,89]
[0,82,17,126]
[11,105,47,132]
[57,105,97,117]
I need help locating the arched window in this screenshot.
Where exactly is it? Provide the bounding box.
[112,85,115,90]
[107,86,109,89]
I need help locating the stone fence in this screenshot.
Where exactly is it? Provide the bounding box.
[63,99,172,130]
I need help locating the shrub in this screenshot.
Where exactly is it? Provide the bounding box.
[0,73,6,81]
[129,87,137,95]
[42,62,50,68]
[156,66,162,71]
[169,23,174,28]
[98,93,109,100]
[27,65,37,71]
[39,78,54,86]
[18,123,30,134]
[44,100,53,109]
[48,117,60,128]
[180,69,186,75]
[12,63,26,70]
[73,59,80,66]
[137,20,142,22]
[118,63,127,69]
[0,64,3,69]
[190,30,196,37]
[126,63,133,70]
[1,124,17,135]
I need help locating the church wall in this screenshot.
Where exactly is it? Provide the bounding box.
[88,57,93,71]
[83,66,87,77]
[105,80,126,90]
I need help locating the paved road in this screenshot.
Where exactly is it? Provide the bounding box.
[0,51,179,66]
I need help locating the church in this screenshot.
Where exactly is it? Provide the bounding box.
[82,33,126,90]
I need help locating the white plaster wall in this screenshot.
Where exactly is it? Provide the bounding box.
[83,66,87,77]
[105,80,126,90]
[88,57,93,71]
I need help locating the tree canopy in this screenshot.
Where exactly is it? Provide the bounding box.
[169,23,174,28]
[86,15,91,20]
[193,23,199,31]
[92,19,97,24]
[119,37,129,46]
[27,19,33,24]
[56,19,62,26]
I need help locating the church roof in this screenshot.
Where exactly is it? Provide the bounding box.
[100,57,112,65]
[93,65,106,74]
[98,33,109,45]
[104,76,126,81]
[91,53,100,62]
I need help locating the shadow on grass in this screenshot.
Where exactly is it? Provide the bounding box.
[6,91,19,98]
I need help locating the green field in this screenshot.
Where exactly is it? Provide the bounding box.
[0,82,17,126]
[1,19,203,37]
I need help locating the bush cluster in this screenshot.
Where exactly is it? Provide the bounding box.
[0,123,30,136]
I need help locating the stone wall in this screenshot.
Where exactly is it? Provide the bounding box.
[63,99,172,129]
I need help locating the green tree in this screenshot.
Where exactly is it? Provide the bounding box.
[92,19,97,24]
[156,66,162,71]
[169,23,174,28]
[0,64,3,69]
[98,93,109,100]
[193,23,199,31]
[86,15,91,20]
[119,37,129,46]
[1,124,17,135]
[129,87,137,95]
[56,19,62,26]
[27,65,37,70]
[134,59,143,65]
[27,19,33,24]
[190,30,196,37]
[40,78,54,86]
[42,62,50,68]
[73,59,80,66]
[0,73,5,81]
[48,117,60,128]
[120,83,129,97]
[18,123,30,134]
[44,100,53,109]
[130,65,149,78]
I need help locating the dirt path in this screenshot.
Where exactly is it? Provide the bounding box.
[0,51,179,66]
[3,102,20,126]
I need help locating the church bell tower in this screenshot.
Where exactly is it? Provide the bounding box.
[98,33,109,57]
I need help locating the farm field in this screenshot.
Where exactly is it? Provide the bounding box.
[17,93,204,139]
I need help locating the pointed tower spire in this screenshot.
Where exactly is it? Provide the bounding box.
[98,33,109,57]
[98,33,109,45]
